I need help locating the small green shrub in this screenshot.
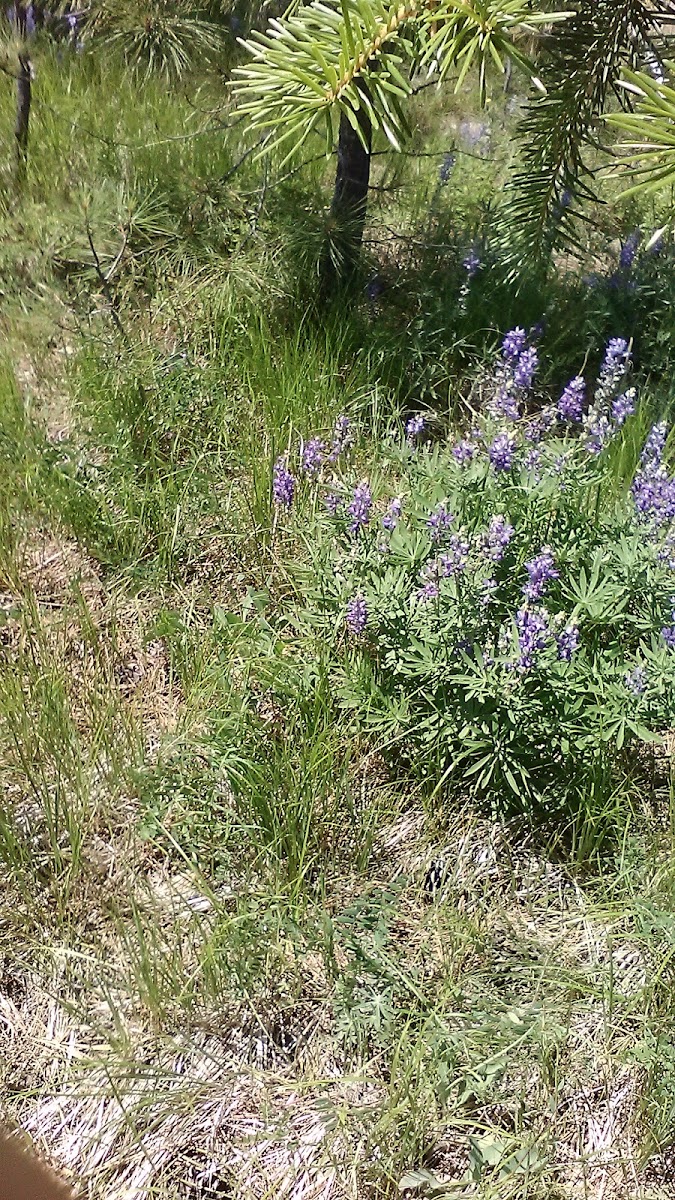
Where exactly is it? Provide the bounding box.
[274,333,675,833]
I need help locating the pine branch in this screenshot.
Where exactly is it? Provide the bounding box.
[501,0,655,274]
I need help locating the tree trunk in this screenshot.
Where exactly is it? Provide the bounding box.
[320,103,372,297]
[15,53,31,182]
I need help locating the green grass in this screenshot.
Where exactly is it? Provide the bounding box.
[1,37,675,1200]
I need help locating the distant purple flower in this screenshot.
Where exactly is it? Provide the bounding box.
[346,593,368,636]
[489,431,517,472]
[529,320,546,342]
[324,492,341,515]
[625,665,646,695]
[68,12,77,31]
[417,579,439,603]
[632,424,675,526]
[366,275,384,302]
[484,514,514,562]
[382,497,402,532]
[439,535,469,576]
[328,415,352,462]
[502,327,527,361]
[406,414,425,443]
[603,337,630,374]
[557,625,580,662]
[427,503,454,541]
[558,376,585,423]
[515,607,549,671]
[452,438,476,464]
[417,559,441,602]
[347,480,372,534]
[301,436,325,476]
[273,457,295,509]
[596,337,631,406]
[25,2,35,33]
[513,347,539,391]
[523,547,559,601]
[662,625,675,649]
[439,152,456,184]
[463,248,481,278]
[619,230,640,271]
[611,389,636,427]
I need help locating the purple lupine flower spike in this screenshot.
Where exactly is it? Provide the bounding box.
[488,431,516,471]
[273,457,295,509]
[523,548,559,601]
[346,593,368,635]
[347,480,372,534]
[558,376,585,422]
[502,327,527,361]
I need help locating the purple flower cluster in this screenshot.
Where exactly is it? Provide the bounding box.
[273,457,295,509]
[514,347,539,391]
[347,480,372,534]
[452,438,477,464]
[439,152,456,184]
[611,389,636,427]
[484,514,514,562]
[558,376,585,423]
[493,385,521,421]
[329,415,352,462]
[556,625,580,662]
[382,497,403,531]
[324,492,341,515]
[480,577,498,606]
[406,414,426,444]
[346,593,368,635]
[502,327,527,361]
[301,436,325,476]
[427,503,454,541]
[595,337,631,406]
[439,534,470,576]
[515,607,549,671]
[632,422,675,526]
[583,411,612,456]
[489,431,517,472]
[523,547,559,601]
[417,560,440,602]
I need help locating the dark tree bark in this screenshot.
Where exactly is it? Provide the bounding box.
[15,53,31,182]
[319,101,372,298]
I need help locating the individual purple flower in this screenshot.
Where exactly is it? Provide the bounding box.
[273,456,295,509]
[515,607,549,671]
[346,593,368,636]
[427,503,454,541]
[406,414,426,443]
[619,230,640,271]
[662,625,675,649]
[502,327,527,361]
[417,559,441,602]
[625,665,646,695]
[324,492,341,515]
[611,389,636,427]
[301,436,325,476]
[602,337,630,374]
[347,480,372,534]
[558,376,585,422]
[439,535,469,576]
[484,514,514,562]
[328,415,352,462]
[489,431,517,471]
[513,347,539,391]
[417,580,439,603]
[463,247,481,278]
[523,547,559,601]
[556,625,580,662]
[382,497,402,532]
[452,438,477,464]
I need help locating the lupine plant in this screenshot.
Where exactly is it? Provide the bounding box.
[274,335,675,829]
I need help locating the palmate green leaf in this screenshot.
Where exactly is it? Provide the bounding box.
[606,68,675,200]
